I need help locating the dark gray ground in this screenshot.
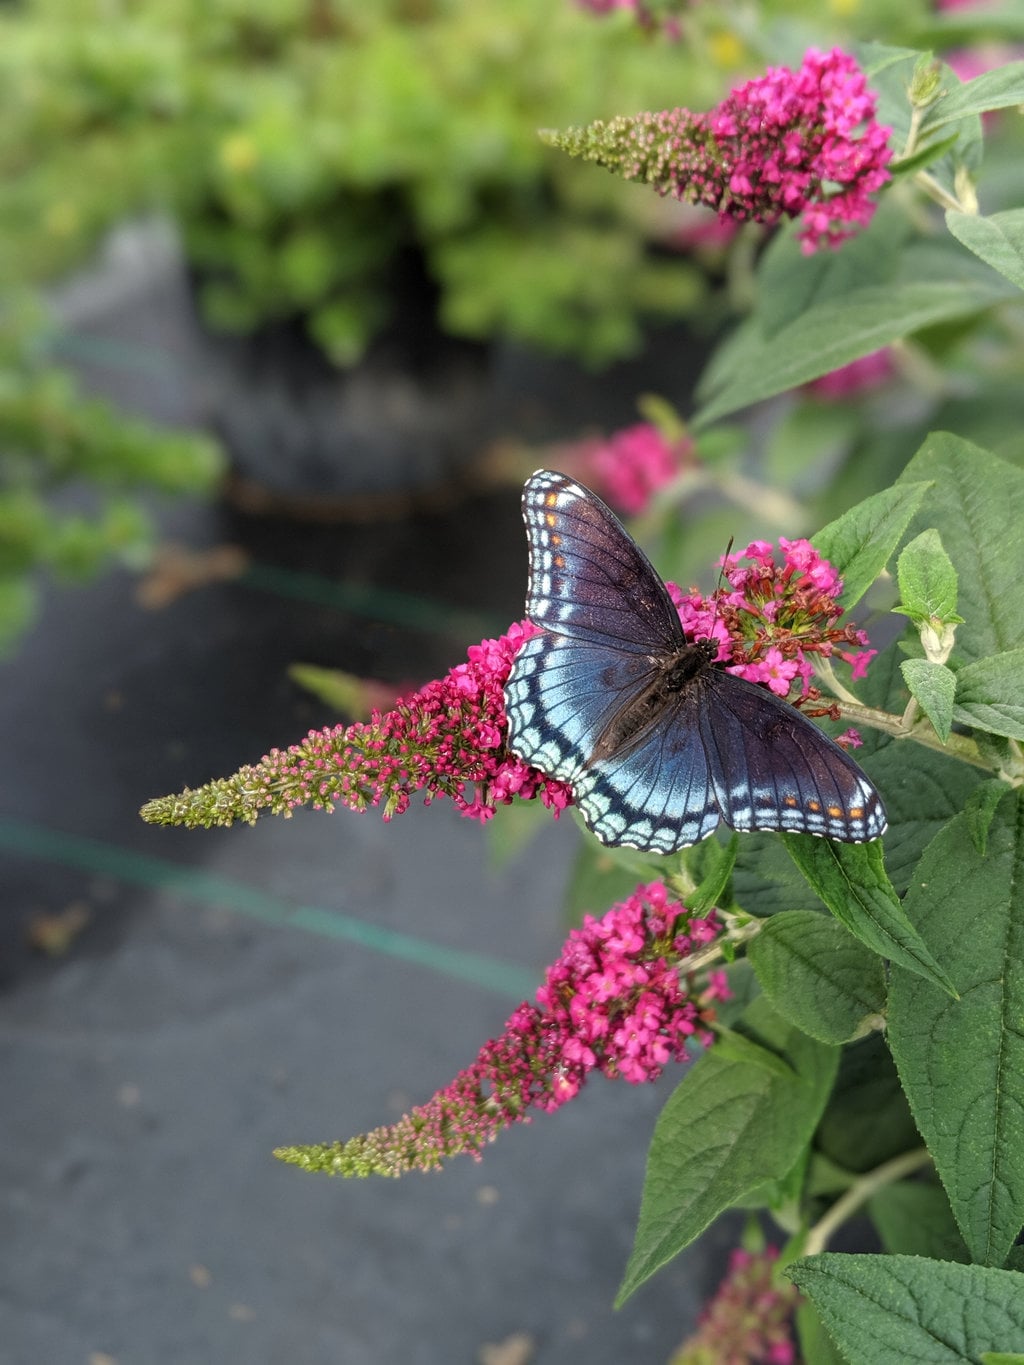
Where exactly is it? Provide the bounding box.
[0,228,733,1364]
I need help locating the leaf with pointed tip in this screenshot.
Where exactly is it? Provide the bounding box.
[617,998,837,1304]
[947,208,1024,292]
[953,648,1024,741]
[900,435,1024,662]
[812,481,932,611]
[782,836,957,996]
[693,246,1015,427]
[896,527,961,622]
[888,788,1024,1265]
[789,1253,1024,1362]
[747,910,886,1044]
[901,658,957,743]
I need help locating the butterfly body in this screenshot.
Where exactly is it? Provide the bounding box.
[589,639,714,766]
[504,470,886,853]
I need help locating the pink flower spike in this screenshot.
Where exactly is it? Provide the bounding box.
[256,621,574,829]
[286,884,726,1175]
[674,1245,799,1363]
[547,46,892,253]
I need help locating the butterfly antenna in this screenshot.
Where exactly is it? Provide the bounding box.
[708,536,735,642]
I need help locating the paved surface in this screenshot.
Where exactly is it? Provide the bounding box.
[0,236,731,1363]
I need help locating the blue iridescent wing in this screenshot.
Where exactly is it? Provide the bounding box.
[504,468,681,784]
[517,469,683,654]
[504,632,653,784]
[505,632,721,851]
[504,470,718,848]
[504,468,887,852]
[698,670,887,843]
[571,688,720,852]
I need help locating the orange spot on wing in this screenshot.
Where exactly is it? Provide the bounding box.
[827,805,843,817]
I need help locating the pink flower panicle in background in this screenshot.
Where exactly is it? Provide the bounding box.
[808,347,894,398]
[671,1246,799,1364]
[549,47,892,252]
[276,883,725,1175]
[258,622,573,825]
[587,421,695,515]
[669,536,872,703]
[575,0,682,35]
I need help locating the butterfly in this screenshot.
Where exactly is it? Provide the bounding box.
[503,470,887,853]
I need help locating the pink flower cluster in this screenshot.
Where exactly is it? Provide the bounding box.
[258,622,573,825]
[673,1247,799,1364]
[552,47,891,252]
[587,421,694,515]
[276,884,726,1176]
[670,536,874,705]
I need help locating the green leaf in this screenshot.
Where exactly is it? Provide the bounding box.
[812,482,932,611]
[781,836,957,995]
[860,45,985,200]
[816,1035,921,1174]
[888,789,1024,1265]
[896,528,961,622]
[754,196,909,338]
[922,61,1024,131]
[796,1302,848,1365]
[789,1253,1024,1361]
[856,638,983,893]
[900,435,1024,663]
[964,779,1012,856]
[982,1353,1024,1365]
[901,659,957,743]
[731,832,830,917]
[747,910,886,1044]
[692,244,1016,428]
[709,1025,797,1080]
[890,131,960,177]
[681,833,737,918]
[868,1180,971,1263]
[617,998,837,1304]
[947,209,1024,292]
[953,649,1024,741]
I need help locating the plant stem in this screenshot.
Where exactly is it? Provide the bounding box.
[835,699,991,770]
[802,1147,933,1256]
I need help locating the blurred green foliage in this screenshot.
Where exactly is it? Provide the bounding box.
[0,304,222,653]
[0,0,759,366]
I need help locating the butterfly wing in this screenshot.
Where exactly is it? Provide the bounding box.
[518,469,684,654]
[697,670,887,842]
[505,470,719,849]
[505,466,887,852]
[504,634,658,783]
[506,467,691,784]
[571,689,721,852]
